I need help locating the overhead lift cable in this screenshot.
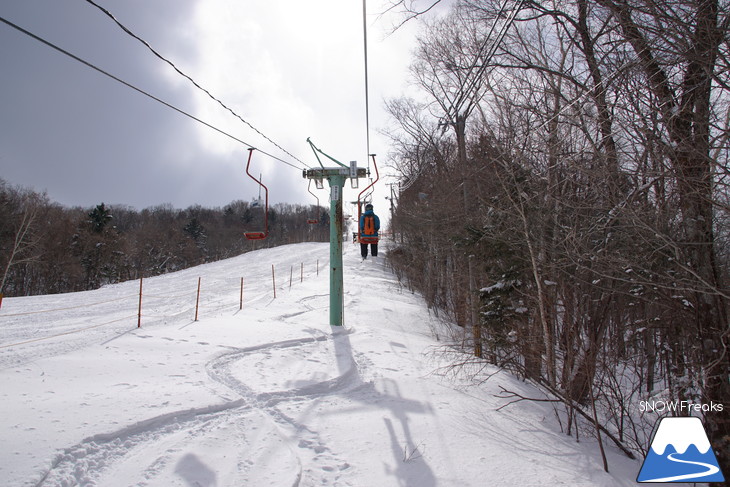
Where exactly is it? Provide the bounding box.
[400,0,524,193]
[362,0,372,167]
[444,0,524,127]
[0,16,302,171]
[83,0,310,170]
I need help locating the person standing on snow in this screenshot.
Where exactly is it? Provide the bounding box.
[359,203,380,259]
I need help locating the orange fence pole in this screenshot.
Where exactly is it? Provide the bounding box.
[137,277,143,328]
[194,277,201,321]
[240,277,244,310]
[272,265,277,299]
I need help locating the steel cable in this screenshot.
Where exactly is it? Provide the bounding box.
[0,15,305,171]
[83,0,310,170]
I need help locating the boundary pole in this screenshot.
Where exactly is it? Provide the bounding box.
[240,277,244,310]
[137,276,143,328]
[272,265,277,298]
[194,277,201,321]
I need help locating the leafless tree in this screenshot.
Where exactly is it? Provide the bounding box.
[0,181,44,301]
[386,0,729,474]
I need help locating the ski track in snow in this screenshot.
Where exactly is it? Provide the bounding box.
[205,333,360,486]
[0,244,328,370]
[1,243,350,486]
[2,242,663,487]
[36,332,359,486]
[34,296,361,484]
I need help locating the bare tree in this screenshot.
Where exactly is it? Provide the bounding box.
[594,0,730,475]
[386,0,729,473]
[0,181,43,302]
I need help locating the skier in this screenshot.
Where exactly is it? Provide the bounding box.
[359,203,380,259]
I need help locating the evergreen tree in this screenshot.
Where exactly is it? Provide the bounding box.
[183,217,206,244]
[88,203,112,234]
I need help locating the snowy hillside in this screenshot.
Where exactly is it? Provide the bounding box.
[0,242,668,486]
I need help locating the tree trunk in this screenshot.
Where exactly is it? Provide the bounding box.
[601,0,729,476]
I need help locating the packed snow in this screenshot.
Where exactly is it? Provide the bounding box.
[0,242,681,486]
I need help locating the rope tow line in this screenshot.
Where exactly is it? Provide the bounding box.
[0,15,306,172]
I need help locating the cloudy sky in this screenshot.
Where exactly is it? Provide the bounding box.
[0,0,430,215]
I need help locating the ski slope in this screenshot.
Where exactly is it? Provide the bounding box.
[0,242,665,486]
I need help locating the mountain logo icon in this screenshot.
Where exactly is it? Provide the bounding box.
[637,416,725,483]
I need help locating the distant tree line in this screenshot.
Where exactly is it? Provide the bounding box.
[385,0,729,475]
[0,178,328,297]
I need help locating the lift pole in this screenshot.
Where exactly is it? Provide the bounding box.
[304,139,369,326]
[329,172,345,326]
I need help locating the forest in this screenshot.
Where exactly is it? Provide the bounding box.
[384,0,729,477]
[0,178,328,297]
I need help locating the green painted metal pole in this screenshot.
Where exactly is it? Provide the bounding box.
[303,140,368,327]
[328,174,345,326]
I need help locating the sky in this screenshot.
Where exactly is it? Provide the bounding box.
[0,0,429,216]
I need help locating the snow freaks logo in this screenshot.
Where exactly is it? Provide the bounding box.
[637,416,725,483]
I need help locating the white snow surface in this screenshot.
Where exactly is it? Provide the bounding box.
[650,417,712,455]
[0,242,653,486]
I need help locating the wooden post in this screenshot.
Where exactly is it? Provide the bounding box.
[194,277,201,321]
[289,265,293,290]
[0,293,4,310]
[240,277,244,310]
[137,277,143,328]
[272,265,276,298]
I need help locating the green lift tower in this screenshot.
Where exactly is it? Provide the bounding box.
[304,138,375,327]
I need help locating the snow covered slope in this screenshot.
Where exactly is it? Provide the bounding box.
[0,242,669,486]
